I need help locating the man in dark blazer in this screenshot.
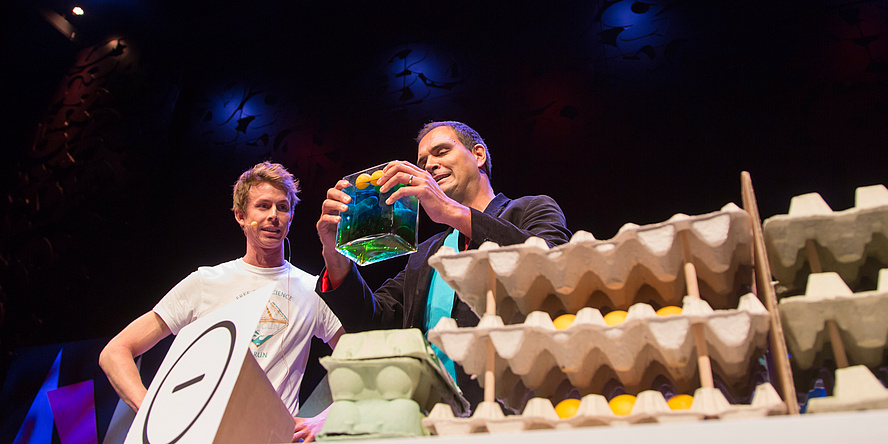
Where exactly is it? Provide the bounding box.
[315,121,571,411]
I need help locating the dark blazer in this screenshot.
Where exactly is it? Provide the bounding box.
[316,193,572,409]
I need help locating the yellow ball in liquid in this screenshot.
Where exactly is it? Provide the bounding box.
[355,173,372,190]
[369,170,384,186]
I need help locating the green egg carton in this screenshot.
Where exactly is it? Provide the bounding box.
[328,327,443,361]
[320,328,470,415]
[317,399,429,441]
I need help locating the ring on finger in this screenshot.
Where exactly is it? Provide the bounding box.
[408,174,414,185]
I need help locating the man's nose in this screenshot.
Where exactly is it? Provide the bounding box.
[269,206,278,220]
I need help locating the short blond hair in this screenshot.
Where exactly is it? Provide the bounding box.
[232,161,300,215]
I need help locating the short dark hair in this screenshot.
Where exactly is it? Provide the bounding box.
[416,121,492,178]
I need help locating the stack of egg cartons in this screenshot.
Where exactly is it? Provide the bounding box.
[423,203,787,434]
[317,328,468,440]
[763,184,888,413]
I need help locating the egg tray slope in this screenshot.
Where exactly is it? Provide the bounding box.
[779,269,888,371]
[428,203,753,320]
[763,184,888,292]
[320,328,470,415]
[805,365,888,413]
[318,399,428,441]
[422,383,786,435]
[428,293,770,411]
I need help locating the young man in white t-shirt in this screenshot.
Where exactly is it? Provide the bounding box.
[100,162,344,442]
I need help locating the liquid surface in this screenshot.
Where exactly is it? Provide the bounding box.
[335,182,418,265]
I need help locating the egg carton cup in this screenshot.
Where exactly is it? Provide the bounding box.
[805,365,888,413]
[492,358,771,410]
[329,327,441,361]
[428,203,753,321]
[318,398,428,441]
[779,270,888,370]
[321,328,470,415]
[422,383,786,435]
[763,184,888,292]
[428,293,770,409]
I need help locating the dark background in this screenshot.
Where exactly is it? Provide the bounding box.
[1,0,886,401]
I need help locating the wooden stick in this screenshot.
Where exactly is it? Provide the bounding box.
[804,240,849,368]
[694,323,715,388]
[679,231,715,389]
[826,320,849,368]
[684,258,700,297]
[740,171,799,414]
[484,263,497,403]
[486,263,496,317]
[805,239,823,274]
[484,338,495,403]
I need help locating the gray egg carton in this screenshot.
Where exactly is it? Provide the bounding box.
[428,294,770,411]
[318,399,428,440]
[779,270,888,370]
[763,184,888,292]
[428,203,753,322]
[805,365,888,413]
[320,328,469,415]
[422,383,785,435]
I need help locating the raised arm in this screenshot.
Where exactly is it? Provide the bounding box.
[316,180,355,288]
[99,311,171,411]
[316,261,406,332]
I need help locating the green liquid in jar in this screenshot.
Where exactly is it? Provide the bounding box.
[335,174,418,265]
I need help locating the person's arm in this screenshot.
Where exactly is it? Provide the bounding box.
[326,326,346,350]
[316,262,406,332]
[292,403,333,442]
[378,161,474,236]
[316,180,355,288]
[98,311,172,411]
[470,195,571,248]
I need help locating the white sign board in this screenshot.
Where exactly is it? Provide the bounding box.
[125,283,291,443]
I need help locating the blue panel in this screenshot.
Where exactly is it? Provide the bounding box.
[13,350,62,444]
[47,380,98,444]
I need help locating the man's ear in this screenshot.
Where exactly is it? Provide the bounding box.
[472,144,487,169]
[234,208,246,228]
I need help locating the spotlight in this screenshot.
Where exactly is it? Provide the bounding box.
[41,8,78,41]
[72,6,84,16]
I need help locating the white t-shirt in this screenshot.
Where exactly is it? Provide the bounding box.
[154,258,342,415]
